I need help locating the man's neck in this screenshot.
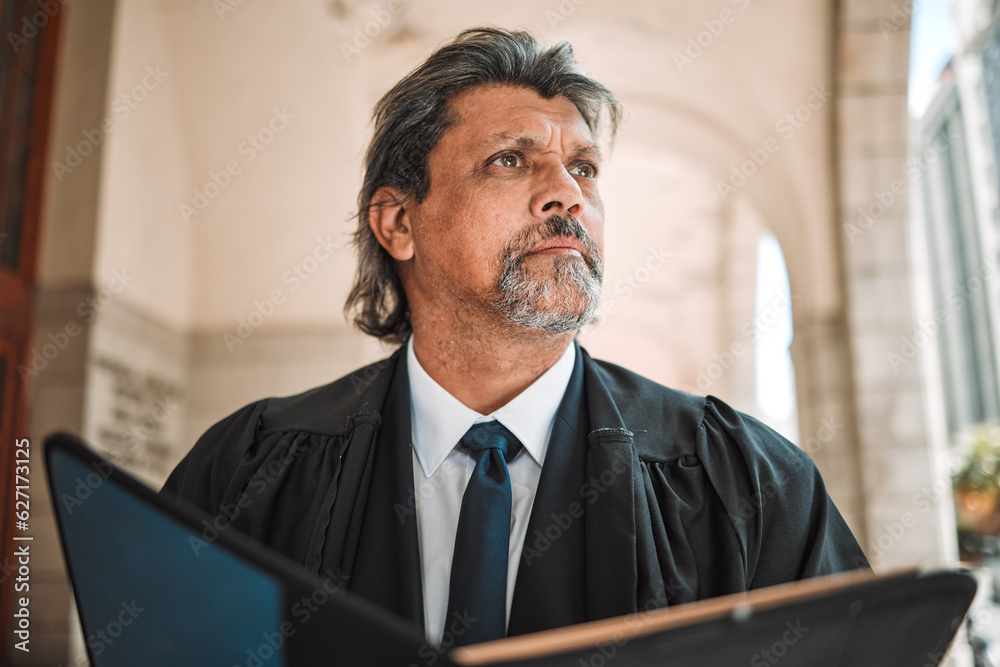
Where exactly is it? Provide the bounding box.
[409,323,574,415]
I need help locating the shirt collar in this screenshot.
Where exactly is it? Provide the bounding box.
[407,336,576,478]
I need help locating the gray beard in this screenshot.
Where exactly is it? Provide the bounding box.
[494,218,604,333]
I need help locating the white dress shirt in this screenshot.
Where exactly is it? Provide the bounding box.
[407,336,576,645]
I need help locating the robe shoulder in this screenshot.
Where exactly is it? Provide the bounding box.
[585,353,870,584]
[587,353,814,470]
[587,353,826,477]
[160,349,403,514]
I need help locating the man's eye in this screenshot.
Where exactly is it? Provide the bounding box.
[570,163,597,179]
[492,153,523,168]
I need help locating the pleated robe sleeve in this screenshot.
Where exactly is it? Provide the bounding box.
[630,393,869,608]
[159,399,365,576]
[161,401,268,514]
[701,396,869,585]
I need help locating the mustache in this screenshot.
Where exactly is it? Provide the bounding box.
[500,215,602,270]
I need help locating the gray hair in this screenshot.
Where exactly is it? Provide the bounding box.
[344,26,622,344]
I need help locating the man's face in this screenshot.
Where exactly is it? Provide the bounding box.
[404,84,605,334]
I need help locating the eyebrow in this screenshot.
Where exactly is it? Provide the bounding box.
[486,132,603,163]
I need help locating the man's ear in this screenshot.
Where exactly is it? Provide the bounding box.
[368,186,414,261]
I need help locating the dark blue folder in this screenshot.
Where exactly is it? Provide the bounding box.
[45,432,440,667]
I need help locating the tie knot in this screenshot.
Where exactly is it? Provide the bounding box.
[459,421,523,463]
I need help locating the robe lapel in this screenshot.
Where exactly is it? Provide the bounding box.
[580,346,667,620]
[507,342,589,636]
[347,351,426,631]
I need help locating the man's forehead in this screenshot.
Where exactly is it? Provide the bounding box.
[444,85,597,151]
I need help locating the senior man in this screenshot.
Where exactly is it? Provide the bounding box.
[163,26,869,648]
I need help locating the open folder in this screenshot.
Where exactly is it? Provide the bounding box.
[45,432,977,667]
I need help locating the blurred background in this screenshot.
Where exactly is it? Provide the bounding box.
[0,0,998,664]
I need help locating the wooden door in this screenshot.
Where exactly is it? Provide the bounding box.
[0,0,62,660]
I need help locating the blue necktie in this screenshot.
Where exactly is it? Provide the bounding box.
[445,421,523,646]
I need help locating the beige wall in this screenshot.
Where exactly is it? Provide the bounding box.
[94,0,192,333]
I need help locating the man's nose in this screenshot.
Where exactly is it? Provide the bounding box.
[530,161,585,219]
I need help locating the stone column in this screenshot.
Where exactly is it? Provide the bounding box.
[835,0,958,572]
[790,315,869,546]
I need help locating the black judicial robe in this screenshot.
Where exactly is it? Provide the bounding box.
[161,341,869,638]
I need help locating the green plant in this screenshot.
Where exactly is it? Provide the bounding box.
[953,423,1000,494]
